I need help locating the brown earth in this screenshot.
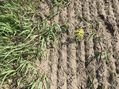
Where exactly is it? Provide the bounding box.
[38,0,119,89]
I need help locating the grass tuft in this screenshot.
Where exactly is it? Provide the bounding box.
[0,0,67,88]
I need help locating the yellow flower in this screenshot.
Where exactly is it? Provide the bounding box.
[75,27,84,40]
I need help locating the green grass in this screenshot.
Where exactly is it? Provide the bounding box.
[0,0,68,88]
[51,0,69,6]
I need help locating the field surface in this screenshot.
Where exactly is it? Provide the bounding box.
[1,0,119,89]
[39,0,119,89]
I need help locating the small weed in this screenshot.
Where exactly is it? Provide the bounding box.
[87,76,95,89]
[102,48,110,63]
[51,0,69,6]
[88,32,96,41]
[93,34,110,63]
[75,27,84,41]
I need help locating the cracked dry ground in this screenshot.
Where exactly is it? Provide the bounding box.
[38,0,119,89]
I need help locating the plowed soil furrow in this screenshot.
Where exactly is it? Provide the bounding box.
[48,5,59,89]
[111,0,119,26]
[112,0,119,30]
[40,0,119,89]
[57,7,68,89]
[57,36,67,89]
[67,1,78,89]
[97,0,106,17]
[90,0,98,18]
[105,2,119,89]
[74,0,87,89]
[89,1,100,88]
[95,1,111,89]
[49,48,59,89]
[86,0,100,89]
[82,0,97,89]
[110,0,119,79]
